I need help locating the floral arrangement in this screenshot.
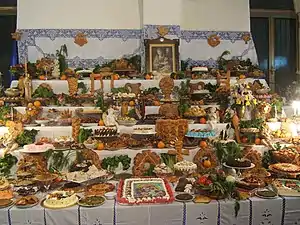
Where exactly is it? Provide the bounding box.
[9,64,25,78]
[195,169,236,199]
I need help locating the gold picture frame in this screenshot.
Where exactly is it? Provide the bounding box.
[145,37,179,73]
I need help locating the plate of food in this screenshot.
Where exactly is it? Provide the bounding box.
[60,182,85,193]
[15,186,39,196]
[255,189,278,199]
[132,126,156,135]
[175,193,194,202]
[0,199,14,208]
[41,191,79,209]
[15,195,39,208]
[85,183,115,197]
[272,179,300,196]
[78,196,106,207]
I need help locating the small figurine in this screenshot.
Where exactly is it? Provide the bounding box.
[23,74,32,101]
[102,107,118,127]
[52,58,60,79]
[207,107,219,123]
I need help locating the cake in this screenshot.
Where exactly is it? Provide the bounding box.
[226,158,252,168]
[22,143,54,153]
[174,160,197,174]
[186,129,216,138]
[43,191,78,208]
[117,178,174,205]
[192,67,208,72]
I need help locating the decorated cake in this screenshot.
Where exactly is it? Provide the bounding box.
[174,160,197,174]
[43,191,78,208]
[64,165,108,183]
[117,178,174,205]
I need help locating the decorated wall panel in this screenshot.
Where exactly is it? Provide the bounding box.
[16,0,258,69]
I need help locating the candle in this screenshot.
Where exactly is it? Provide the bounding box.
[24,58,27,74]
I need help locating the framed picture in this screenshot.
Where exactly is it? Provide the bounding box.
[145,37,179,73]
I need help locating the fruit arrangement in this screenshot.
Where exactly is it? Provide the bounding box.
[272,128,291,139]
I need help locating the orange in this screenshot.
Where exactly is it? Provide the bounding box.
[129,101,135,107]
[239,74,246,79]
[39,75,46,80]
[60,74,67,80]
[157,141,165,149]
[113,74,119,80]
[199,117,206,124]
[98,120,105,126]
[200,141,208,148]
[241,136,248,143]
[203,160,212,168]
[145,74,151,80]
[153,100,160,106]
[254,138,261,145]
[33,101,41,108]
[97,142,105,150]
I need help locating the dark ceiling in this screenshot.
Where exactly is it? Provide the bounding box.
[0,0,295,10]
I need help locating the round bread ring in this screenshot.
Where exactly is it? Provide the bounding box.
[207,34,221,47]
[193,147,218,172]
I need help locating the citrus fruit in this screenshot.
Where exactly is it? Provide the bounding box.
[129,101,135,107]
[60,74,67,80]
[200,141,208,148]
[97,142,105,150]
[33,101,41,108]
[254,138,261,145]
[199,117,206,124]
[157,141,165,149]
[98,120,105,126]
[203,160,212,168]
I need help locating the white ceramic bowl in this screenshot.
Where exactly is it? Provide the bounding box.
[105,192,116,200]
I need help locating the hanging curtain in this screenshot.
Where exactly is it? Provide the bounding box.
[274,18,296,91]
[250,18,269,80]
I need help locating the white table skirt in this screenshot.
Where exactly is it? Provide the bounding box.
[10,78,269,94]
[0,196,297,225]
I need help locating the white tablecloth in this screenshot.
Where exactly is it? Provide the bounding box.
[0,196,297,225]
[10,78,269,94]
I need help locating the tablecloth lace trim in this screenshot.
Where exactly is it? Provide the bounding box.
[217,200,221,225]
[78,206,81,225]
[113,197,117,225]
[182,202,186,225]
[249,198,253,225]
[7,205,13,225]
[43,208,47,225]
[280,196,286,225]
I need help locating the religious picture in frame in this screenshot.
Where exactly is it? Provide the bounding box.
[145,38,179,73]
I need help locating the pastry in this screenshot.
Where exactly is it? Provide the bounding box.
[193,195,211,204]
[15,195,39,206]
[86,183,114,196]
[270,163,300,173]
[132,150,160,176]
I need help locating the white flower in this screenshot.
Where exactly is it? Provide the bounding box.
[226,175,236,183]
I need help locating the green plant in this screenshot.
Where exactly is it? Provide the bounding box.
[32,86,55,98]
[0,154,18,177]
[239,118,264,130]
[44,150,75,172]
[56,44,68,73]
[95,95,108,113]
[160,153,177,170]
[214,141,242,163]
[0,106,11,124]
[101,155,131,172]
[78,82,88,94]
[15,129,39,146]
[78,128,93,143]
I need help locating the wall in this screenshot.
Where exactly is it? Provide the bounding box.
[17,0,257,69]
